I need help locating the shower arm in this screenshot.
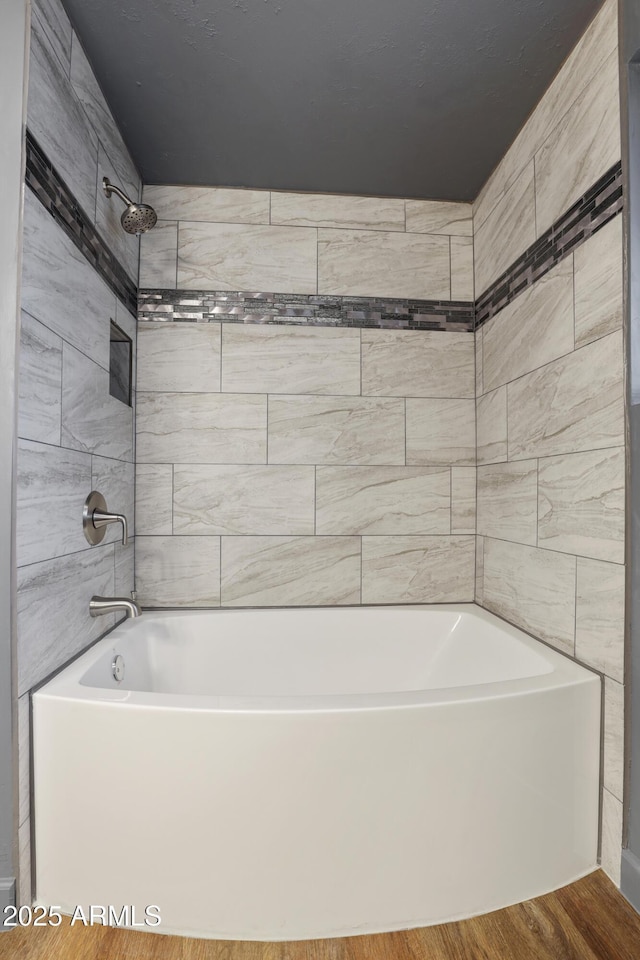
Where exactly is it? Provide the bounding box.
[103,177,132,206]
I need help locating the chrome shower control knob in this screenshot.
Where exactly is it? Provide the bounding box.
[112,654,125,683]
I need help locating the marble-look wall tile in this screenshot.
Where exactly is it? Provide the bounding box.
[538,448,625,564]
[604,678,624,803]
[473,130,533,239]
[406,398,475,466]
[137,322,221,393]
[94,144,140,283]
[361,536,475,604]
[268,395,405,466]
[28,18,98,217]
[62,344,134,462]
[450,237,474,301]
[271,192,405,231]
[318,229,450,300]
[473,0,617,232]
[482,538,576,654]
[22,191,115,371]
[575,557,625,682]
[70,34,140,201]
[221,536,360,606]
[361,330,474,399]
[475,326,483,396]
[474,162,536,296]
[477,386,507,465]
[135,464,173,535]
[451,468,476,535]
[405,200,473,236]
[18,819,32,907]
[574,215,623,348]
[18,311,62,445]
[139,221,178,288]
[136,536,220,607]
[143,184,270,224]
[507,332,624,460]
[18,694,30,828]
[477,461,538,546]
[136,392,266,464]
[222,325,361,396]
[33,0,72,76]
[91,456,135,545]
[534,51,621,237]
[17,544,115,695]
[173,464,315,536]
[178,222,317,293]
[475,535,484,604]
[115,540,135,597]
[482,258,574,393]
[601,788,623,886]
[17,440,92,566]
[115,299,137,344]
[316,466,450,535]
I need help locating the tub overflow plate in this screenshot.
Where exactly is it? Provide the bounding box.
[112,654,125,683]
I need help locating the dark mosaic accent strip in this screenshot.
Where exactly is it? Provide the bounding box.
[137,290,475,332]
[25,130,138,316]
[475,161,623,329]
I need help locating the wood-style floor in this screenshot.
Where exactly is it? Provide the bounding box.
[1,871,639,960]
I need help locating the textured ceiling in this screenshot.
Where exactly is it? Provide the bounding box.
[61,0,604,200]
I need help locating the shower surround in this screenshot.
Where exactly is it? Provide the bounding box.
[15,0,141,907]
[135,0,624,885]
[11,0,625,915]
[473,0,624,884]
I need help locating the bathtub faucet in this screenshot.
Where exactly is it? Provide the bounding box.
[89,596,142,619]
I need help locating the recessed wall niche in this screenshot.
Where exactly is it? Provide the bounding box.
[109,320,132,407]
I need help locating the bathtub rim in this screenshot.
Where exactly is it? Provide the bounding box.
[33,603,601,714]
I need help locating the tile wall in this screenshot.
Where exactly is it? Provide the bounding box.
[473,0,620,296]
[136,180,478,611]
[16,0,141,904]
[135,323,476,607]
[474,0,625,886]
[14,0,626,907]
[139,186,473,301]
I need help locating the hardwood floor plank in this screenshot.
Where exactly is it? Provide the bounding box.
[1,872,640,960]
[555,871,640,960]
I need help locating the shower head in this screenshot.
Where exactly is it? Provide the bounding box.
[102,177,158,235]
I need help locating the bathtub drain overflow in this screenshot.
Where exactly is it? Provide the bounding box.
[112,655,125,683]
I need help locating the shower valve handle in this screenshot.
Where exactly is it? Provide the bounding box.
[83,491,129,546]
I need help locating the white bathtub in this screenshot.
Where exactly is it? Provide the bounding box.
[33,604,601,941]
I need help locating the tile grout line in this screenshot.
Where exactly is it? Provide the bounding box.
[171,463,175,536]
[574,554,578,658]
[533,154,538,240]
[266,394,269,466]
[469,531,624,566]
[175,220,180,289]
[572,251,577,349]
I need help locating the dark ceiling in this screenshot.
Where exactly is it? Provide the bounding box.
[62,0,604,200]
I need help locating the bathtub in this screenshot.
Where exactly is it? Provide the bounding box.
[33,604,600,941]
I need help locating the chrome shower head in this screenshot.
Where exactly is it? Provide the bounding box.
[102,177,158,235]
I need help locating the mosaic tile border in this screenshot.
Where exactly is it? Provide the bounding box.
[26,130,622,335]
[475,161,623,329]
[25,130,138,316]
[137,290,475,332]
